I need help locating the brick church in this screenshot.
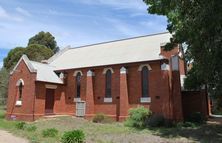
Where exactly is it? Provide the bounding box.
[6,32,209,121]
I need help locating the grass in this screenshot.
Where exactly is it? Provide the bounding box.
[0,107,222,143]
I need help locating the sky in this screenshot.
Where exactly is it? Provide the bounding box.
[0,0,168,68]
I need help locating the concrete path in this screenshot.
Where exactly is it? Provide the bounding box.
[0,130,28,143]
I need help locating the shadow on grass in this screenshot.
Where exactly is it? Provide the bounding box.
[150,124,222,143]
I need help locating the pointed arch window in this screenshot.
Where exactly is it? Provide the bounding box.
[18,82,23,100]
[15,79,24,106]
[76,72,81,98]
[105,69,112,98]
[141,66,149,97]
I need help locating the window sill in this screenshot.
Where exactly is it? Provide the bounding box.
[74,98,81,102]
[140,97,151,103]
[15,100,22,106]
[104,97,112,103]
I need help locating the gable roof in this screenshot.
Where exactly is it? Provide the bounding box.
[30,61,63,84]
[48,32,172,70]
[11,55,63,84]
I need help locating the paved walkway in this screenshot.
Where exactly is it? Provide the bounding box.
[0,130,28,143]
[207,114,222,125]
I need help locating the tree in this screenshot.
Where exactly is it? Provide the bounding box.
[143,0,222,99]
[25,44,53,62]
[28,31,59,53]
[0,68,9,105]
[3,47,25,70]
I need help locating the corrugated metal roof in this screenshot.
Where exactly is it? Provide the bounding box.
[30,61,63,84]
[48,32,171,70]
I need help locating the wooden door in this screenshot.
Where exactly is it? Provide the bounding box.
[45,89,55,114]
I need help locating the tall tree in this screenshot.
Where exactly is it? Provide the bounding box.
[0,68,9,105]
[143,0,222,99]
[25,44,54,62]
[3,47,25,70]
[28,31,59,53]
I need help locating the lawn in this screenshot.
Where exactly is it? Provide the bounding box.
[0,107,222,143]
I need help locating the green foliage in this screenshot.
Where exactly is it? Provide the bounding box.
[25,44,53,62]
[185,112,205,124]
[125,107,152,128]
[61,130,85,143]
[92,113,113,123]
[143,0,222,101]
[26,125,37,132]
[28,31,59,53]
[42,128,58,137]
[15,121,26,130]
[176,122,197,128]
[3,47,25,70]
[147,114,165,127]
[0,68,9,105]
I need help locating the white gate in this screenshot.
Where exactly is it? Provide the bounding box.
[76,101,85,117]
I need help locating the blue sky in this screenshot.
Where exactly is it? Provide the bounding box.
[0,0,168,68]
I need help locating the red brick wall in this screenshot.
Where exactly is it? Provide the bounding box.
[6,60,36,121]
[7,57,184,121]
[50,61,174,120]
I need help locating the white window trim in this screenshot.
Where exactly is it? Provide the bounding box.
[73,70,83,76]
[104,97,112,103]
[74,97,81,102]
[15,100,22,106]
[140,97,151,103]
[138,64,152,71]
[103,68,114,74]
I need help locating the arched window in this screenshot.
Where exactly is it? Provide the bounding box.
[105,69,112,98]
[18,82,23,100]
[76,72,81,98]
[16,79,24,101]
[141,66,149,97]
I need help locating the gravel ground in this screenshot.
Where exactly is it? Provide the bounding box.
[0,130,28,143]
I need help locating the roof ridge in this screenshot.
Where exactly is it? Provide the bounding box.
[69,31,169,50]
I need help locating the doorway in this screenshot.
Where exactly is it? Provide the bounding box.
[45,89,55,115]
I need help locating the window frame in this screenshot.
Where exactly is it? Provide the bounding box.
[76,72,81,98]
[141,66,149,97]
[105,69,112,98]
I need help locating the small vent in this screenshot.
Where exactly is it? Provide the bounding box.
[76,101,85,117]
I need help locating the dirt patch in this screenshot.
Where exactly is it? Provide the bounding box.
[0,130,28,143]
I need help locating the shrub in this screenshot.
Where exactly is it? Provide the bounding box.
[125,106,152,128]
[186,112,205,124]
[26,125,37,132]
[15,121,26,130]
[177,122,196,128]
[61,130,85,143]
[92,113,113,123]
[147,114,165,127]
[92,113,105,123]
[42,128,58,137]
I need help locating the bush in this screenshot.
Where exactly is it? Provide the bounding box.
[147,114,165,127]
[92,113,113,123]
[186,112,205,124]
[61,130,85,143]
[125,106,152,128]
[26,125,37,132]
[15,121,26,130]
[177,122,196,128]
[92,113,105,123]
[42,128,58,137]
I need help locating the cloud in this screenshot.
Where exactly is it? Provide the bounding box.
[0,5,23,21]
[105,18,140,37]
[0,5,9,18]
[74,0,147,12]
[16,7,31,17]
